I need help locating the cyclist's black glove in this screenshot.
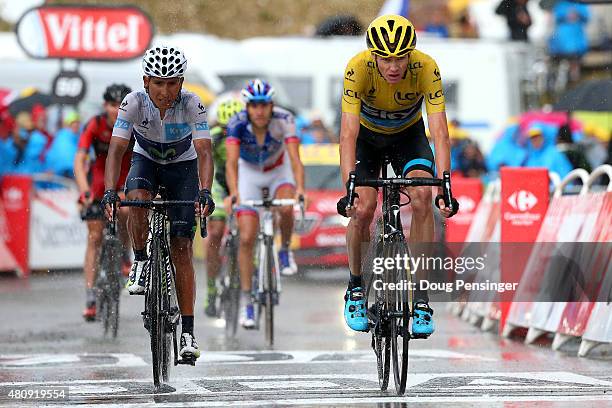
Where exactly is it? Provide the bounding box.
[434,195,459,218]
[337,193,358,218]
[101,189,120,208]
[198,188,215,215]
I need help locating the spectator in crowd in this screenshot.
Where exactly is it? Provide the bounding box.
[449,121,486,177]
[495,0,532,42]
[486,122,528,172]
[44,111,81,178]
[299,111,335,144]
[4,112,47,175]
[424,8,450,38]
[555,111,591,171]
[523,125,573,178]
[580,123,608,169]
[452,12,479,38]
[32,104,53,156]
[548,0,590,83]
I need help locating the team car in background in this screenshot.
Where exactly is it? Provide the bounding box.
[292,144,348,268]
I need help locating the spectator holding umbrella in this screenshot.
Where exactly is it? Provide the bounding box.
[523,124,573,178]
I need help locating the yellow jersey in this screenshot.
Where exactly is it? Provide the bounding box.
[341,49,446,135]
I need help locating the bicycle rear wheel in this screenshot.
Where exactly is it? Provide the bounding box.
[389,241,411,395]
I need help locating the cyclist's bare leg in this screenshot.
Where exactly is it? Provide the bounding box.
[206,220,226,281]
[84,220,104,289]
[405,169,434,304]
[126,189,152,251]
[171,237,195,316]
[346,186,377,277]
[274,185,295,248]
[116,206,130,248]
[237,213,258,292]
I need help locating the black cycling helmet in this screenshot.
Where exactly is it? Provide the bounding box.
[103,83,132,103]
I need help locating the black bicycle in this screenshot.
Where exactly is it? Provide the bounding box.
[95,222,123,338]
[346,161,456,395]
[112,196,207,389]
[217,210,240,338]
[82,203,122,337]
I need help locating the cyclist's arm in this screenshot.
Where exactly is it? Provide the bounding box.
[73,150,90,194]
[428,112,451,175]
[74,118,98,195]
[104,136,130,191]
[339,112,360,185]
[422,58,450,175]
[285,141,305,194]
[193,138,213,191]
[225,141,239,198]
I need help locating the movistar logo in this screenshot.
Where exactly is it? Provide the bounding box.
[148,147,177,160]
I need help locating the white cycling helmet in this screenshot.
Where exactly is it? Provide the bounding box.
[142,46,187,78]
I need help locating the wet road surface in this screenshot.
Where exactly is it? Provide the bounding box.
[0,268,610,406]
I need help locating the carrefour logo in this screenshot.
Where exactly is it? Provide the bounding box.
[508,190,538,211]
[456,195,476,213]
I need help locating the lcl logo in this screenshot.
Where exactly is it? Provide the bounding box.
[508,190,538,211]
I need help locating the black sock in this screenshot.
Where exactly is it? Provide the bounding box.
[134,249,147,262]
[348,272,362,290]
[182,315,194,335]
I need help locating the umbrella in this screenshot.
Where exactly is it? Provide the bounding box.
[553,79,612,112]
[8,88,54,116]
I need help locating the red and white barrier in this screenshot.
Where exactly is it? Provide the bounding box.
[0,174,87,275]
[553,165,612,351]
[524,169,591,344]
[502,169,587,338]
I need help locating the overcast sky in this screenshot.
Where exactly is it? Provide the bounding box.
[0,0,43,23]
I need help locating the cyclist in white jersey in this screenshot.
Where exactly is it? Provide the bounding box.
[102,46,214,361]
[225,79,306,329]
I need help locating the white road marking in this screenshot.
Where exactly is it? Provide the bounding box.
[35,395,612,408]
[238,380,339,389]
[0,353,146,369]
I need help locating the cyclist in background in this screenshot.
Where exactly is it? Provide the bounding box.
[102,46,215,361]
[337,15,455,336]
[225,79,306,329]
[74,84,132,321]
[204,98,245,317]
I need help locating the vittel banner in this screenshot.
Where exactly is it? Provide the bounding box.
[15,5,154,60]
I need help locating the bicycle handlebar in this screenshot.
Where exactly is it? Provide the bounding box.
[346,171,458,216]
[234,195,306,223]
[110,199,208,238]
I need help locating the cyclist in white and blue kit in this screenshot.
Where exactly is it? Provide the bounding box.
[102,46,215,361]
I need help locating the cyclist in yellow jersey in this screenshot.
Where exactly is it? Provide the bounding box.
[337,15,455,336]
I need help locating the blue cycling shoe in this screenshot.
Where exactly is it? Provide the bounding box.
[344,287,368,332]
[412,302,435,338]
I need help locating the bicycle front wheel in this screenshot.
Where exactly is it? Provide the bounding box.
[366,238,390,391]
[264,238,275,346]
[389,241,411,395]
[148,236,164,389]
[222,236,240,338]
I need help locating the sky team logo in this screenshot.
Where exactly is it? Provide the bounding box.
[508,190,538,211]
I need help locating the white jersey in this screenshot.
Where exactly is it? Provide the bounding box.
[112,89,210,164]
